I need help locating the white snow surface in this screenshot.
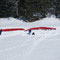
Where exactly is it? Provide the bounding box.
[0,16,60,60]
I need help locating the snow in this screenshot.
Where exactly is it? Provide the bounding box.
[0,16,60,60]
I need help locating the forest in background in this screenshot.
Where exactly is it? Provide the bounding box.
[0,0,60,21]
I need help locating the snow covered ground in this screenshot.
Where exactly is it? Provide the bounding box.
[0,16,60,60]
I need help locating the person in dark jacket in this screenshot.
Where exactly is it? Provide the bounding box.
[32,32,35,35]
[0,29,2,35]
[28,30,31,35]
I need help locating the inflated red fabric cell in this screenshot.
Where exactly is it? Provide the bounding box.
[25,27,56,31]
[2,28,25,32]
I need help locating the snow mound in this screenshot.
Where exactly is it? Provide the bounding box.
[0,16,60,60]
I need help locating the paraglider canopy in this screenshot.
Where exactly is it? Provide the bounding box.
[25,27,56,31]
[2,28,25,32]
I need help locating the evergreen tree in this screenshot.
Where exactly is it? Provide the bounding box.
[0,0,60,19]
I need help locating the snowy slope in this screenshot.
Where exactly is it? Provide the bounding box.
[0,16,60,60]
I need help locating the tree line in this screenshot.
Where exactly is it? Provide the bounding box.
[0,0,60,20]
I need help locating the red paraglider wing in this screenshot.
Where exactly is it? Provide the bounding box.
[25,27,56,31]
[1,27,56,32]
[2,28,25,32]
